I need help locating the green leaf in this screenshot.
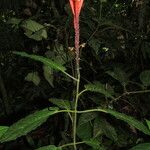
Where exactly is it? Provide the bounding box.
[36,145,62,150]
[41,29,47,39]
[24,29,47,41]
[0,107,59,143]
[7,17,22,25]
[78,112,98,126]
[85,82,114,99]
[13,52,66,73]
[77,122,92,140]
[129,143,150,150]
[21,19,47,41]
[106,67,129,86]
[104,109,150,135]
[140,70,150,86]
[49,98,71,110]
[43,65,54,87]
[77,113,97,140]
[21,20,44,32]
[93,118,103,138]
[85,139,105,150]
[94,117,118,141]
[0,126,9,138]
[25,72,40,86]
[146,120,150,130]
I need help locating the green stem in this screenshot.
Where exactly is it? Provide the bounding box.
[58,108,107,114]
[59,141,85,149]
[78,89,88,98]
[63,71,78,81]
[68,111,73,123]
[73,71,80,150]
[127,90,150,94]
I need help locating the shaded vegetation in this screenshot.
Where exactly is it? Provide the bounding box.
[0,0,150,149]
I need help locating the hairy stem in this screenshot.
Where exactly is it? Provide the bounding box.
[73,16,80,150]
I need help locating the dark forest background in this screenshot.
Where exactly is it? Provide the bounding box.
[0,0,150,150]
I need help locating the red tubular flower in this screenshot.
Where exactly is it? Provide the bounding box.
[69,0,84,28]
[69,0,84,17]
[69,0,84,65]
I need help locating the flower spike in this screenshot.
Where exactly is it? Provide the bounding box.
[69,0,84,17]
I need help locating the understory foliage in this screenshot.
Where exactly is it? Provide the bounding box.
[0,0,150,150]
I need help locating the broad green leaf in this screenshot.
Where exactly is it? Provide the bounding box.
[24,29,47,41]
[93,118,103,138]
[13,52,66,73]
[0,126,9,138]
[106,67,129,86]
[25,72,40,86]
[43,65,54,87]
[85,139,105,150]
[140,70,150,86]
[21,20,47,41]
[146,120,150,130]
[85,82,114,99]
[94,117,117,141]
[77,122,92,140]
[129,143,150,150]
[41,29,47,39]
[49,98,71,110]
[77,112,97,141]
[21,20,44,32]
[78,112,98,126]
[0,107,59,143]
[13,52,76,81]
[36,145,62,150]
[104,109,150,135]
[7,17,22,25]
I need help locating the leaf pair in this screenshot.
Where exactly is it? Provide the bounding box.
[0,106,150,147]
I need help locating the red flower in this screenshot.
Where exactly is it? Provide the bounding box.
[69,0,84,17]
[69,0,84,60]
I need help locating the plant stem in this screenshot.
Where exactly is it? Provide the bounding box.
[60,141,85,149]
[73,15,80,150]
[63,71,78,81]
[112,89,150,102]
[78,89,88,98]
[73,72,80,150]
[58,108,107,114]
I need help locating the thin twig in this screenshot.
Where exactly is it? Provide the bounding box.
[112,89,150,102]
